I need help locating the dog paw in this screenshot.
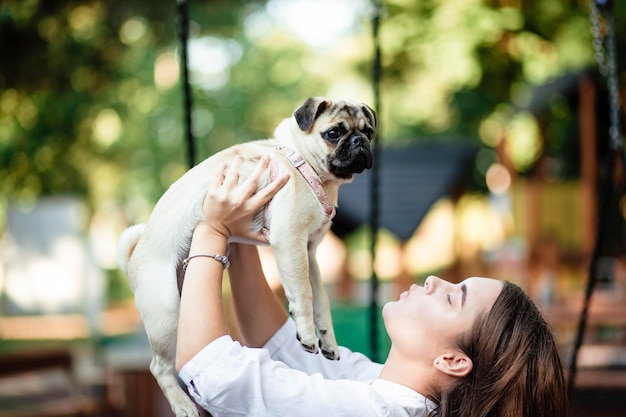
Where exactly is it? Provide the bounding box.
[321,349,340,360]
[319,339,340,360]
[296,332,319,354]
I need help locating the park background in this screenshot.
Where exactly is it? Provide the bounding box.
[1,0,626,415]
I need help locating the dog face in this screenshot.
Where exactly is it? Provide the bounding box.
[294,97,376,180]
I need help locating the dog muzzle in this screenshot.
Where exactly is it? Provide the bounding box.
[329,136,373,179]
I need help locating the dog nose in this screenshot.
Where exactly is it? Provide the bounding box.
[350,134,366,147]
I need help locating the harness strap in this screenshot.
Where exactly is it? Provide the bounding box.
[262,146,336,239]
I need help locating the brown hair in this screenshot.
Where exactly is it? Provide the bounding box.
[434,281,568,417]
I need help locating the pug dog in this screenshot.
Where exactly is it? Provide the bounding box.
[117,97,376,417]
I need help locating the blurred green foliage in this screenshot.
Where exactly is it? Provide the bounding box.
[1,0,624,230]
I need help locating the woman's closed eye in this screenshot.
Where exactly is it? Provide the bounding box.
[447,294,452,305]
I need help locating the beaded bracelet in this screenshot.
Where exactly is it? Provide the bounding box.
[182,254,230,271]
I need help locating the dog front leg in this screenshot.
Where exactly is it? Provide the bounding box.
[273,241,318,354]
[308,250,339,360]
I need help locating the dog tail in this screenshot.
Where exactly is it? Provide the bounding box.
[117,224,146,275]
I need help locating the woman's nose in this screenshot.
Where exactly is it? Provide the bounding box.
[424,275,441,294]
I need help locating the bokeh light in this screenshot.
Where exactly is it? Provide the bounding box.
[485,162,512,194]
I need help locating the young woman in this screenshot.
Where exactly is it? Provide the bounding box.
[176,155,568,417]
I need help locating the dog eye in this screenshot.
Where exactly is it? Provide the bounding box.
[325,128,343,141]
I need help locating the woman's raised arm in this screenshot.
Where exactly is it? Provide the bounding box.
[228,243,289,347]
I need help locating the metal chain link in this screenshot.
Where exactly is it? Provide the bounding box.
[589,2,608,76]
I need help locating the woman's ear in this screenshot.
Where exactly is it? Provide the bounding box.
[433,352,473,378]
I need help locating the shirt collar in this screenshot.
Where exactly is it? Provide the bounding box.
[371,379,436,416]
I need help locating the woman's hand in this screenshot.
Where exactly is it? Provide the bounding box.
[201,154,289,243]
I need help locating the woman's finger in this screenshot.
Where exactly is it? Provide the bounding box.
[223,156,242,188]
[250,173,289,207]
[209,161,229,192]
[241,154,271,198]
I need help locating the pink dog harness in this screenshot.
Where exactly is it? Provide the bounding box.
[262,146,336,239]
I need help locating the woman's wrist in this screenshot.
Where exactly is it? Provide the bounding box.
[189,222,229,258]
[193,221,227,240]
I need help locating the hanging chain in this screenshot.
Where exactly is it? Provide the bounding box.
[589,0,622,151]
[589,2,608,76]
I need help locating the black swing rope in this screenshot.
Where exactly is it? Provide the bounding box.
[368,0,383,363]
[568,0,624,394]
[176,0,195,169]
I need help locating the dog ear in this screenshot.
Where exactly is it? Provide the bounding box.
[294,97,330,132]
[361,104,377,129]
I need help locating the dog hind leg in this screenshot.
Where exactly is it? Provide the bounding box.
[150,353,199,417]
[273,243,318,354]
[133,263,200,417]
[308,252,339,360]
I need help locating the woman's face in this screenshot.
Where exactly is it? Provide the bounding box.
[382,276,503,360]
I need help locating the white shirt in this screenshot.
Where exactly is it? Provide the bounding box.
[179,319,433,417]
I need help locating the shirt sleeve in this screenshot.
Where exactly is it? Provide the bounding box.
[178,335,390,417]
[262,319,383,381]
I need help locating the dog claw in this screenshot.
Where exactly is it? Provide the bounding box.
[296,333,318,353]
[321,349,340,361]
[318,334,339,360]
[301,342,318,353]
